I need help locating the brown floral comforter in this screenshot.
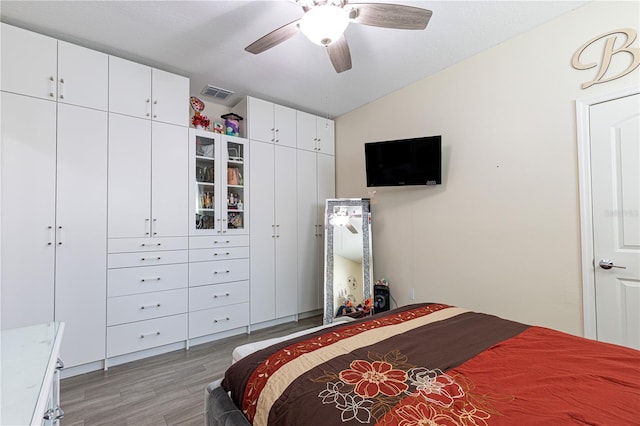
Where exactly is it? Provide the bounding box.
[222,303,640,425]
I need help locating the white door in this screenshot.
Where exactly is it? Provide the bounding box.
[317,153,336,307]
[274,145,298,317]
[151,122,189,237]
[108,114,152,238]
[297,149,320,313]
[590,93,640,349]
[317,117,335,156]
[248,97,274,143]
[151,68,189,127]
[109,56,152,120]
[0,23,57,100]
[55,103,107,366]
[1,93,57,328]
[296,111,318,152]
[274,104,297,148]
[250,141,276,323]
[57,41,108,111]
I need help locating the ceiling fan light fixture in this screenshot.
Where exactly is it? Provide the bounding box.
[299,4,349,46]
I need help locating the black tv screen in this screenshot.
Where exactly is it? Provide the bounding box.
[365,136,442,187]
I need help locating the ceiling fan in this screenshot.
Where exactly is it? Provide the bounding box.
[329,207,362,234]
[245,0,433,73]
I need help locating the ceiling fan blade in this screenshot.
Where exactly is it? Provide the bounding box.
[327,35,352,73]
[345,222,358,234]
[349,3,433,30]
[245,19,301,54]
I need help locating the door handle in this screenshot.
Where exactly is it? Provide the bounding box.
[598,259,627,270]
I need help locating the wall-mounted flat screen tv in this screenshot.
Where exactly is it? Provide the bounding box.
[365,136,442,187]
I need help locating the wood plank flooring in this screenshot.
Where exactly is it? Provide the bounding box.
[60,316,322,426]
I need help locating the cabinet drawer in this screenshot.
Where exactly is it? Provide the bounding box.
[188,303,249,339]
[189,281,249,312]
[108,250,188,268]
[107,263,188,297]
[188,258,249,287]
[107,314,187,358]
[107,289,188,326]
[189,246,249,263]
[189,235,249,249]
[108,237,188,253]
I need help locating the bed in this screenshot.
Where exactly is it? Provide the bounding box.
[206,303,640,425]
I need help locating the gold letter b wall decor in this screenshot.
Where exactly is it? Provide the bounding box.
[572,28,640,89]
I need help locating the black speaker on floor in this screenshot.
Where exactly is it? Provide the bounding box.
[374,284,390,313]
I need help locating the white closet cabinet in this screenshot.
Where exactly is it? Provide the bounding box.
[0,23,108,110]
[297,111,335,155]
[108,114,188,239]
[189,130,248,236]
[0,92,108,367]
[297,150,336,314]
[54,103,108,367]
[236,96,297,147]
[109,56,189,127]
[250,141,298,324]
[1,92,57,329]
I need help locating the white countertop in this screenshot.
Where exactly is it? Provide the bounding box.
[1,322,64,425]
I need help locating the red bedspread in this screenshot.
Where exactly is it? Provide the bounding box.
[222,304,640,425]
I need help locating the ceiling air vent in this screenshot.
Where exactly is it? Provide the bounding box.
[201,85,234,100]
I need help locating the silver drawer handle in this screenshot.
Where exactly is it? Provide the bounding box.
[213,317,230,323]
[213,293,230,299]
[140,277,161,282]
[140,303,161,310]
[213,252,231,256]
[141,243,162,247]
[213,270,231,275]
[141,257,161,261]
[140,331,160,338]
[213,240,231,244]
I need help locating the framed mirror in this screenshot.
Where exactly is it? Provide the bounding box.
[324,198,373,324]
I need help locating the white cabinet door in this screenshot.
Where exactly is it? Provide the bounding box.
[249,141,276,323]
[316,117,335,155]
[296,110,317,152]
[57,41,108,111]
[316,153,335,308]
[0,23,57,101]
[108,114,152,238]
[297,150,320,313]
[109,56,152,120]
[152,122,189,237]
[1,93,57,329]
[248,97,275,143]
[151,68,189,127]
[55,103,107,367]
[274,146,298,317]
[274,104,297,148]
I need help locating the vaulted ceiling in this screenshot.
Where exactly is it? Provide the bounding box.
[0,1,588,117]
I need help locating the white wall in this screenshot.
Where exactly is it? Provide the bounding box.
[334,1,639,336]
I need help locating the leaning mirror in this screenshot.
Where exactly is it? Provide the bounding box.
[324,198,373,324]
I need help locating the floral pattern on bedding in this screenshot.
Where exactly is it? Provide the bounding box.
[313,350,508,425]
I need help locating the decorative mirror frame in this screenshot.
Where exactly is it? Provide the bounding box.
[324,198,372,324]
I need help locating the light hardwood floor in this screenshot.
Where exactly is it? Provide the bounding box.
[60,316,322,426]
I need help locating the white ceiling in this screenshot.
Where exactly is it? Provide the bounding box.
[0,0,588,118]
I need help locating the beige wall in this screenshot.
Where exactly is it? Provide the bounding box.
[334,1,639,335]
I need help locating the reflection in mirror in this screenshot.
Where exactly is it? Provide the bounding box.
[324,198,372,324]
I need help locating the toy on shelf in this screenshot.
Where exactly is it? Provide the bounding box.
[221,113,243,137]
[190,96,210,130]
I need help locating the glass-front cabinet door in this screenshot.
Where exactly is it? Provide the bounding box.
[189,128,248,235]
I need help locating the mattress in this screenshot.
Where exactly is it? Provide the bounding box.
[209,303,640,425]
[232,317,353,363]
